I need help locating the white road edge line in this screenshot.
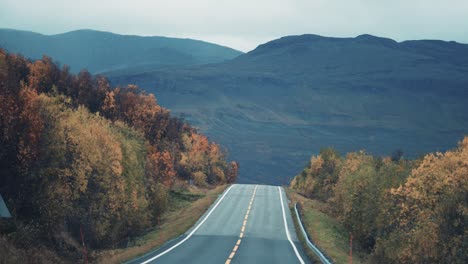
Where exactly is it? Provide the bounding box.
[278,186,306,264]
[138,185,235,264]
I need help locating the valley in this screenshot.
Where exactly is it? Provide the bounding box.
[108,34,468,183]
[3,29,468,184]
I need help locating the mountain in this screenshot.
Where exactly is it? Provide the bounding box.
[108,34,468,184]
[0,28,242,73]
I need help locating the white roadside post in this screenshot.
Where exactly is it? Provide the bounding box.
[0,194,12,218]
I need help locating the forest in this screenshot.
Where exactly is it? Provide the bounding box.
[0,49,238,261]
[291,139,467,263]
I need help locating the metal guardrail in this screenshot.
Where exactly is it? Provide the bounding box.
[294,203,332,264]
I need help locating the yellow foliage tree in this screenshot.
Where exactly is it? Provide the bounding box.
[374,137,468,263]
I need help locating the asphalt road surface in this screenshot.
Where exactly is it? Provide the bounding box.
[127,184,310,264]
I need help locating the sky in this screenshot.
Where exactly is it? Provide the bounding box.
[1,0,468,52]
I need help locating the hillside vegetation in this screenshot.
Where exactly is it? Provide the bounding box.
[0,49,238,262]
[290,138,467,263]
[109,34,468,184]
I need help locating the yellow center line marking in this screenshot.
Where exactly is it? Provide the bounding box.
[224,185,258,263]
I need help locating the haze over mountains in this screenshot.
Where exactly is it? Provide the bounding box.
[2,29,468,184]
[0,28,242,73]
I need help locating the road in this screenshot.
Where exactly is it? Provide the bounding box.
[127,184,310,264]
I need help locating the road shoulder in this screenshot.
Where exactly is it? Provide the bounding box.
[93,185,229,264]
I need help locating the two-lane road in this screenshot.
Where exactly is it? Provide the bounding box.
[127,184,310,264]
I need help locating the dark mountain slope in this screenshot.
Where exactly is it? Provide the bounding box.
[0,28,242,73]
[108,34,468,184]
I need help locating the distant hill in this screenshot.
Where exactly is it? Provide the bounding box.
[108,34,468,184]
[0,28,243,73]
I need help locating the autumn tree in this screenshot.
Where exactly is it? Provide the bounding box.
[291,136,465,261]
[373,137,468,263]
[226,161,239,183]
[291,147,414,252]
[290,147,341,200]
[146,149,176,187]
[32,95,151,246]
[179,132,229,185]
[207,143,226,183]
[26,55,59,93]
[180,133,209,183]
[329,151,380,250]
[0,49,238,255]
[101,90,118,120]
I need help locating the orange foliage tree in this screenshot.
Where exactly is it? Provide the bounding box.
[0,49,238,252]
[146,150,176,187]
[226,161,239,183]
[374,137,468,263]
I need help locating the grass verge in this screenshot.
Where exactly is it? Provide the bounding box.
[286,188,366,264]
[289,204,322,264]
[93,184,229,264]
[0,236,64,264]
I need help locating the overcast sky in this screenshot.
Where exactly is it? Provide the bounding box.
[1,0,467,52]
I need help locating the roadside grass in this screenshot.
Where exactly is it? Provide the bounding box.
[0,236,64,264]
[289,205,322,264]
[286,189,366,264]
[93,184,228,264]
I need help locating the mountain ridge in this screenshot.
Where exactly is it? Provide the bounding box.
[107,33,468,184]
[0,28,243,73]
